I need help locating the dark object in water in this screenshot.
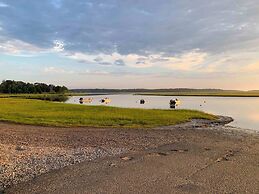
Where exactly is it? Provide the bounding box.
[140,99,145,104]
[170,99,176,109]
[79,97,83,104]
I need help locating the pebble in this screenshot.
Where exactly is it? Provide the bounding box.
[109,163,116,167]
[15,145,26,151]
[120,156,133,161]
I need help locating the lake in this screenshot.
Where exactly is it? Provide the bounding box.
[66,94,259,131]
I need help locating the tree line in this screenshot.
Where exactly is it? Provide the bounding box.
[0,80,68,94]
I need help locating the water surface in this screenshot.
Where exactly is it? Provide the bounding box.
[66,94,259,131]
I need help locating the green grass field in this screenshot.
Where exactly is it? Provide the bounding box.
[0,93,105,102]
[0,98,216,128]
[0,93,69,102]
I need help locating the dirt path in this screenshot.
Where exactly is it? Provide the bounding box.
[1,117,259,193]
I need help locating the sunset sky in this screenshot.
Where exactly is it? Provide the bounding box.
[0,0,259,89]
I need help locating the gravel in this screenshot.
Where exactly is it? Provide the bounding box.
[1,116,246,192]
[0,144,127,190]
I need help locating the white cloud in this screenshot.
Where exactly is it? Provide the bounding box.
[0,38,44,56]
[0,2,8,7]
[0,37,66,56]
[154,51,208,71]
[66,50,208,71]
[79,70,110,75]
[52,40,65,52]
[43,67,110,76]
[43,66,74,74]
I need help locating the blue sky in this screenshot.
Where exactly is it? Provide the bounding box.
[0,0,259,89]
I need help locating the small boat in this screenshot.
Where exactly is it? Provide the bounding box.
[100,97,111,104]
[79,97,93,104]
[83,98,93,103]
[170,99,181,109]
[175,99,181,106]
[140,99,145,104]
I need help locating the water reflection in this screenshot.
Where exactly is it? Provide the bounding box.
[66,94,259,131]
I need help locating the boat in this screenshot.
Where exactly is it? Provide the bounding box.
[175,99,181,106]
[100,97,111,104]
[79,97,93,104]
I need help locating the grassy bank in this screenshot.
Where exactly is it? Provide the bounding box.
[0,94,69,102]
[136,91,259,97]
[0,98,216,128]
[0,93,107,102]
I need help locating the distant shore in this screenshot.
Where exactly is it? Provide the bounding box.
[136,92,259,97]
[1,116,259,193]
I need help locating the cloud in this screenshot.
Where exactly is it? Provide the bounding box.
[0,0,258,56]
[0,0,259,89]
[114,59,125,66]
[0,2,8,7]
[0,38,44,55]
[161,51,208,71]
[43,66,74,74]
[241,61,259,73]
[66,49,209,71]
[66,52,152,68]
[51,0,62,9]
[99,62,113,66]
[52,40,65,52]
[78,69,110,75]
[44,66,111,76]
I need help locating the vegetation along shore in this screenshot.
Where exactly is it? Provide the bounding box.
[0,98,215,128]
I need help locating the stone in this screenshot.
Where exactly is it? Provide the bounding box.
[109,163,116,167]
[15,145,26,151]
[120,156,133,161]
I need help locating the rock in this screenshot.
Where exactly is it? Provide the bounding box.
[171,149,188,153]
[15,145,26,151]
[120,156,133,161]
[216,156,229,162]
[0,165,5,173]
[222,156,229,161]
[109,163,116,167]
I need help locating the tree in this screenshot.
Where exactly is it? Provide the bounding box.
[0,80,68,94]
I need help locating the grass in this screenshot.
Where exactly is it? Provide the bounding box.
[0,94,69,102]
[136,91,259,97]
[0,92,108,102]
[0,98,216,128]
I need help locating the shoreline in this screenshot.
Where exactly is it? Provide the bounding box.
[136,93,259,97]
[1,117,259,193]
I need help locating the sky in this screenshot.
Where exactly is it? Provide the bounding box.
[0,0,259,90]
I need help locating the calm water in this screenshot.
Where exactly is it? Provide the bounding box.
[66,94,259,131]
